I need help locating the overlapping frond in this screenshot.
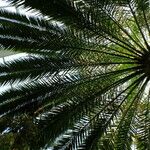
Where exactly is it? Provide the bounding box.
[0,0,150,149]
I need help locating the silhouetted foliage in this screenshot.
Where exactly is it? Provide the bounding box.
[0,0,149,149]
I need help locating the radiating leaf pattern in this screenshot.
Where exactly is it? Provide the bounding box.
[0,0,150,149]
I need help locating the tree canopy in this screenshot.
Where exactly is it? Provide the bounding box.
[0,0,150,149]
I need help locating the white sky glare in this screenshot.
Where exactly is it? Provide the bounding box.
[0,0,8,6]
[0,0,17,11]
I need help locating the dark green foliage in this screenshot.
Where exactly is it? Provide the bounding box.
[0,0,150,149]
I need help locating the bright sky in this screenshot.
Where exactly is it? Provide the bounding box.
[0,0,9,6]
[0,0,18,12]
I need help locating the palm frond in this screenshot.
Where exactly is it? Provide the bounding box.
[0,0,150,149]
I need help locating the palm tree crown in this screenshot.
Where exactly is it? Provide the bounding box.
[0,0,149,149]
